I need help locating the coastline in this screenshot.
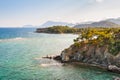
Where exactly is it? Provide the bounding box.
[42,55,120,74]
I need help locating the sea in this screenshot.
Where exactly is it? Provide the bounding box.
[0,28,119,80]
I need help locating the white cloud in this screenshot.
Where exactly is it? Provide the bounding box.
[95,0,104,3]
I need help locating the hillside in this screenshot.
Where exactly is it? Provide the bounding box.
[39,21,74,28]
[54,28,120,73]
[36,26,81,34]
[74,21,120,28]
[106,17,120,25]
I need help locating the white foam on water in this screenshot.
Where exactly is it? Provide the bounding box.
[34,58,62,67]
[12,37,25,40]
[0,37,26,42]
[40,63,62,67]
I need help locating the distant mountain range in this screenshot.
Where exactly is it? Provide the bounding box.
[106,17,120,25]
[22,25,35,28]
[39,21,75,28]
[22,17,120,28]
[74,21,120,28]
[74,18,120,28]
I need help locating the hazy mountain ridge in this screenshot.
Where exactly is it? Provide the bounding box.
[74,17,120,28]
[22,25,35,28]
[39,21,75,28]
[22,17,120,28]
[106,17,120,25]
[74,20,120,28]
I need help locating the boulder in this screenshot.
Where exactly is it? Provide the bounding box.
[108,65,120,74]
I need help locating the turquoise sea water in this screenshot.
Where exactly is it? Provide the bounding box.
[0,28,119,80]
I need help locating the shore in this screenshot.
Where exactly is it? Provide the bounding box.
[42,55,120,74]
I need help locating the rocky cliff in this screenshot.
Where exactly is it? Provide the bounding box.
[57,28,120,73]
[61,43,119,65]
[60,42,120,73]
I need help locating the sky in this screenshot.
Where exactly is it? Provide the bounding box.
[0,0,120,27]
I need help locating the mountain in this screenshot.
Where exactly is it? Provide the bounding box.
[22,25,35,28]
[78,21,94,24]
[74,21,120,28]
[106,17,120,25]
[39,21,75,28]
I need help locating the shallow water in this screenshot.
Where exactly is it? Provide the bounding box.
[0,28,119,80]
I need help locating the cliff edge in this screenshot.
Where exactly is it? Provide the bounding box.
[58,28,120,73]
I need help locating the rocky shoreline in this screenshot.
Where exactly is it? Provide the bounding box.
[42,54,120,74]
[59,44,120,74]
[42,28,120,78]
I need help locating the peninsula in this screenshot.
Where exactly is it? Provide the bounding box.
[56,27,120,73]
[36,26,120,74]
[40,27,120,74]
[36,26,81,34]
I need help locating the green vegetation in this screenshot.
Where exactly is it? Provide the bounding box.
[36,26,82,33]
[47,26,76,33]
[73,27,120,55]
[36,26,120,55]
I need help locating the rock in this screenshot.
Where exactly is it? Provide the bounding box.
[42,55,52,59]
[59,42,120,74]
[61,51,70,62]
[108,65,120,74]
[113,77,120,80]
[115,52,120,66]
[42,55,63,62]
[53,55,61,61]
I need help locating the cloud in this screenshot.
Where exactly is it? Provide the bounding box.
[95,0,104,3]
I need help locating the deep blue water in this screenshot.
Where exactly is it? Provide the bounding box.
[0,28,36,39]
[0,28,119,80]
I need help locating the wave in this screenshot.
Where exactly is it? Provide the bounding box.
[34,58,62,67]
[0,37,26,42]
[12,37,25,40]
[40,63,62,67]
